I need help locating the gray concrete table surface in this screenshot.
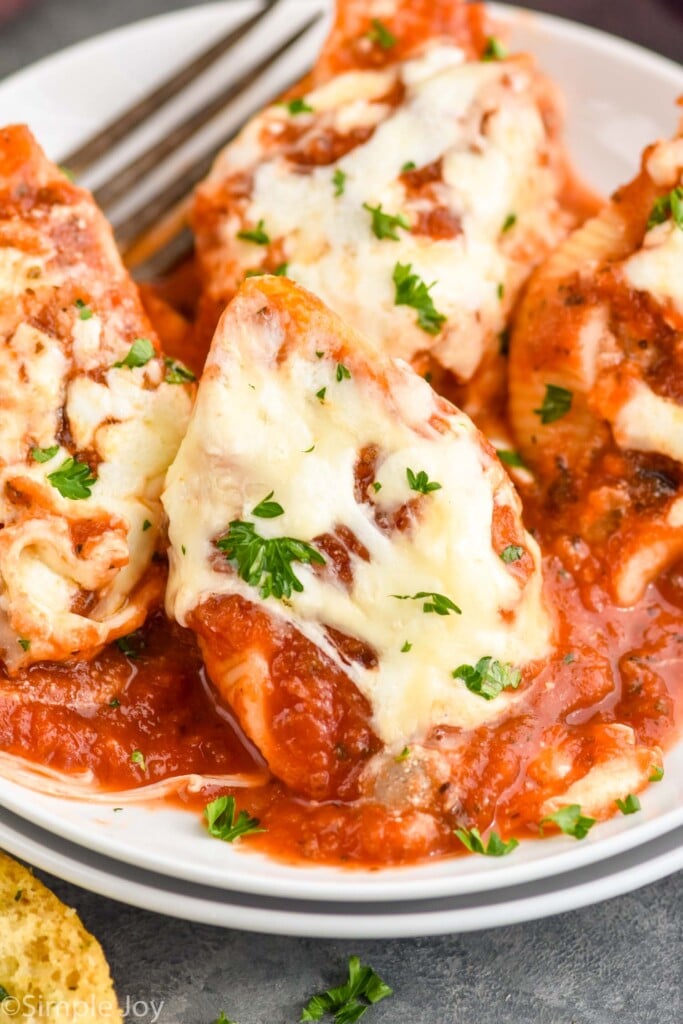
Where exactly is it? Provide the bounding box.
[0,1,682,1022]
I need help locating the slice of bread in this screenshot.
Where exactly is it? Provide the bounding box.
[0,850,122,1022]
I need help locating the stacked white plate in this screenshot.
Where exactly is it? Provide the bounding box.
[0,1,681,936]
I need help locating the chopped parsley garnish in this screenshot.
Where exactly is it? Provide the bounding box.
[316,351,325,359]
[453,657,521,701]
[60,165,75,181]
[113,336,155,369]
[615,794,641,815]
[17,637,30,652]
[282,97,314,115]
[301,955,392,1023]
[366,17,397,50]
[130,749,147,772]
[497,282,505,300]
[142,519,152,531]
[392,262,446,335]
[500,544,524,563]
[541,804,595,839]
[563,652,576,664]
[395,746,410,762]
[406,467,442,494]
[164,357,196,384]
[502,212,517,233]
[649,765,664,782]
[401,161,416,173]
[336,363,352,382]
[393,591,461,616]
[333,169,347,196]
[455,827,518,856]
[274,262,289,276]
[205,795,264,843]
[372,481,382,493]
[213,1014,238,1024]
[647,186,683,230]
[47,456,96,500]
[14,889,22,901]
[75,298,93,320]
[400,641,412,653]
[497,449,525,468]
[0,985,13,1002]
[109,697,121,708]
[216,521,325,600]
[363,202,410,241]
[316,387,327,402]
[251,491,285,519]
[482,36,508,61]
[237,219,270,245]
[31,445,59,463]
[116,632,145,660]
[534,383,573,424]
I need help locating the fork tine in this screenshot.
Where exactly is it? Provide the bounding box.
[95,13,322,214]
[60,0,282,176]
[116,64,307,267]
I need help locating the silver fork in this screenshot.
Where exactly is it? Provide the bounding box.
[61,0,323,277]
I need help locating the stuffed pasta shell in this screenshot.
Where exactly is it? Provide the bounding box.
[191,0,579,388]
[0,126,193,672]
[509,129,683,606]
[163,276,551,800]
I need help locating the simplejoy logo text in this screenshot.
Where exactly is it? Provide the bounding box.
[0,994,164,1021]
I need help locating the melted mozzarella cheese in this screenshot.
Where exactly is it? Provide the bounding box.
[164,279,551,748]
[622,218,683,318]
[198,45,570,382]
[0,128,193,671]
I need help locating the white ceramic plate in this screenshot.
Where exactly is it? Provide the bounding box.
[1,805,682,937]
[0,1,682,912]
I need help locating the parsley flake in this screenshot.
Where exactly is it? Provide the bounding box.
[401,161,416,173]
[497,449,525,468]
[113,336,155,369]
[453,657,521,700]
[333,169,347,196]
[316,387,327,403]
[75,298,93,320]
[251,491,285,519]
[647,186,683,230]
[282,97,314,115]
[534,383,573,424]
[301,955,392,1023]
[164,357,196,384]
[400,641,412,653]
[393,591,461,616]
[502,212,517,233]
[497,282,505,300]
[60,165,75,181]
[17,637,30,652]
[395,746,410,762]
[109,697,121,708]
[31,445,59,463]
[366,18,397,50]
[363,202,410,241]
[237,219,270,245]
[372,481,382,493]
[212,1014,238,1024]
[541,804,595,839]
[649,765,664,782]
[116,632,145,660]
[142,519,152,532]
[205,795,264,843]
[0,985,13,1002]
[615,794,641,815]
[336,363,352,382]
[483,36,508,60]
[406,467,442,494]
[216,521,325,600]
[130,749,147,772]
[47,456,96,500]
[455,826,519,856]
[392,262,446,335]
[500,544,524,563]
